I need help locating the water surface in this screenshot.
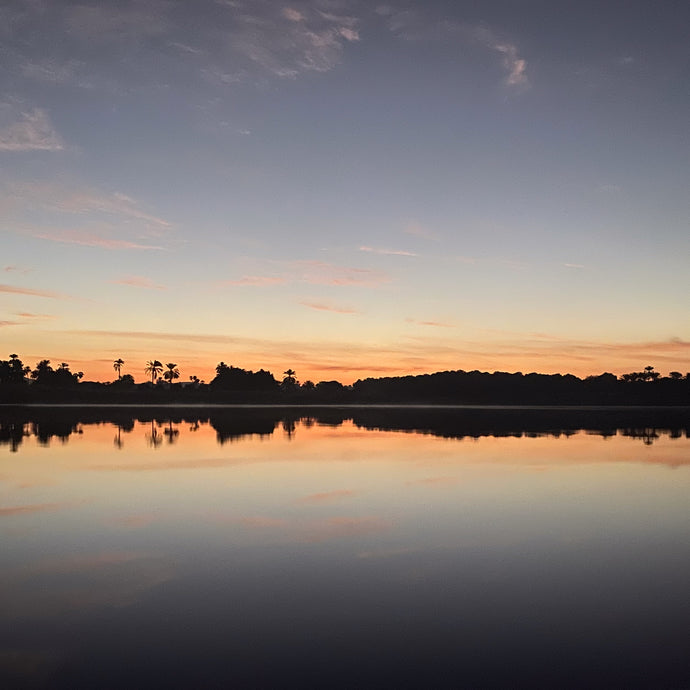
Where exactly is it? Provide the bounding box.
[1,407,689,688]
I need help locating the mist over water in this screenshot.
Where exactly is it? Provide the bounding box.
[1,408,689,688]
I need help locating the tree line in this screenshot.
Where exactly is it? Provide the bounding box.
[1,353,689,405]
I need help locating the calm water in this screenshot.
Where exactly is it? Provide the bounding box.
[1,407,689,689]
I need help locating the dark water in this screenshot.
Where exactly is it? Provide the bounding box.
[1,407,689,688]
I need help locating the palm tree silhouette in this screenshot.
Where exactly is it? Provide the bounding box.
[113,358,124,380]
[163,363,180,385]
[145,360,163,383]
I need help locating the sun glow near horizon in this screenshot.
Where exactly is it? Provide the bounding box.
[1,1,688,378]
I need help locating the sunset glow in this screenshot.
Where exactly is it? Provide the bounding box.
[1,1,688,382]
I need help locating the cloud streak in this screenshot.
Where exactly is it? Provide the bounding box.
[380,10,528,88]
[300,301,358,314]
[222,260,391,288]
[219,276,287,287]
[32,230,164,251]
[0,502,70,517]
[0,107,64,152]
[112,275,167,290]
[405,318,455,328]
[296,490,356,504]
[0,284,66,299]
[223,1,360,79]
[359,246,417,257]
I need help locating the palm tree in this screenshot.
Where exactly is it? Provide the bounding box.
[113,358,124,379]
[145,359,163,383]
[163,362,180,385]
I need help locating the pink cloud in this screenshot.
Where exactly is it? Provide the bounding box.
[220,276,287,287]
[0,502,70,517]
[0,283,66,299]
[404,220,438,240]
[222,261,390,288]
[292,260,390,287]
[302,516,391,543]
[112,513,158,529]
[406,476,458,486]
[406,318,455,328]
[240,516,289,528]
[296,490,356,504]
[112,275,167,290]
[16,312,55,319]
[300,302,358,314]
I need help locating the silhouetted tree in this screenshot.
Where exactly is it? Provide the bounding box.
[282,368,298,390]
[211,363,278,393]
[163,362,180,385]
[644,365,660,381]
[0,354,28,384]
[30,359,81,386]
[145,360,163,383]
[113,358,124,380]
[112,373,135,386]
[31,359,53,383]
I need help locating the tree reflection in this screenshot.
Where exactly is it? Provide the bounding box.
[1,407,690,452]
[163,420,179,445]
[114,423,124,449]
[147,420,162,448]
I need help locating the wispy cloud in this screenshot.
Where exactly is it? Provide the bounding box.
[406,476,457,487]
[0,502,70,517]
[291,260,390,286]
[241,516,289,529]
[112,275,167,290]
[219,276,287,287]
[0,284,66,299]
[296,489,356,504]
[492,42,528,87]
[4,182,172,253]
[0,320,21,327]
[16,312,55,320]
[380,10,528,89]
[224,1,360,78]
[404,220,438,240]
[3,265,32,274]
[359,246,417,257]
[222,260,391,288]
[598,183,622,193]
[302,516,391,543]
[43,188,171,228]
[405,318,455,328]
[31,230,164,251]
[466,25,529,88]
[300,301,358,314]
[21,58,86,85]
[64,2,171,43]
[0,106,64,152]
[564,263,585,269]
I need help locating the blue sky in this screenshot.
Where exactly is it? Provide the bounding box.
[1,0,688,382]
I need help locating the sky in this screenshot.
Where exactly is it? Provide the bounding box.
[1,0,689,384]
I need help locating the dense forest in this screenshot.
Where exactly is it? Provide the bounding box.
[1,354,689,405]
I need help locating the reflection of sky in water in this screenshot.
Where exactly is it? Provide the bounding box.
[1,416,689,688]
